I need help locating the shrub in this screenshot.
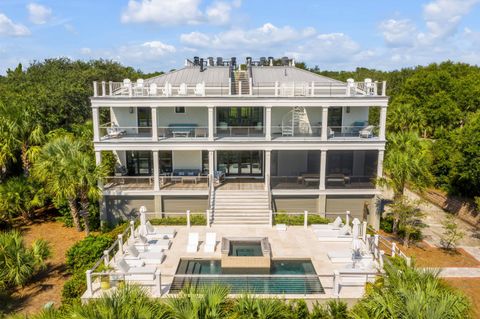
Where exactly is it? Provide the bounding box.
[149,214,206,226]
[65,235,113,273]
[273,213,329,225]
[61,273,86,305]
[380,216,394,233]
[0,230,51,289]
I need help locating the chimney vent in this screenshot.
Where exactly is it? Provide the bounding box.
[199,58,205,72]
[216,57,223,66]
[208,57,214,66]
[193,56,199,66]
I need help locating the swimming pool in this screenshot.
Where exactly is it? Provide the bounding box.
[170,259,324,294]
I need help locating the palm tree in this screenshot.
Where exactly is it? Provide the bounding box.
[0,101,44,177]
[165,284,232,318]
[379,131,433,233]
[33,136,84,232]
[0,176,45,222]
[351,258,471,318]
[0,230,50,289]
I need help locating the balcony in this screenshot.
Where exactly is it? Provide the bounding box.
[215,126,265,138]
[103,175,209,191]
[93,80,387,98]
[328,125,379,140]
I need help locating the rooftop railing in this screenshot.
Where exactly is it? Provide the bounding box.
[93,80,387,98]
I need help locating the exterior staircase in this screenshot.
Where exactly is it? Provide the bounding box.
[211,189,271,225]
[281,106,312,136]
[231,71,250,95]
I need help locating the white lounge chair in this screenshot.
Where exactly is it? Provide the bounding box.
[140,221,176,240]
[187,232,199,253]
[311,216,343,230]
[315,225,353,242]
[204,232,216,253]
[134,79,144,96]
[116,258,157,281]
[124,244,164,264]
[130,234,171,251]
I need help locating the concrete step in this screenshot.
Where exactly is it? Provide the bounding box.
[214,200,269,205]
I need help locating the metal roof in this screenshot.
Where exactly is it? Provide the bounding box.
[252,66,343,85]
[143,65,343,86]
[144,66,229,85]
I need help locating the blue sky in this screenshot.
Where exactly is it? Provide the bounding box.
[0,0,479,73]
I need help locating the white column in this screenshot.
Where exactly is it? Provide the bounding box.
[153,151,160,191]
[265,106,272,141]
[319,150,326,190]
[208,106,214,141]
[265,150,271,190]
[151,107,158,142]
[321,107,328,141]
[92,107,100,142]
[208,150,214,175]
[379,107,387,140]
[377,150,384,178]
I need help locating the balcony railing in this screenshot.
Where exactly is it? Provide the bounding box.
[271,175,320,190]
[104,176,154,190]
[215,126,265,137]
[100,124,152,140]
[160,175,208,190]
[93,80,387,98]
[325,175,375,189]
[271,125,322,138]
[328,126,378,139]
[158,126,208,139]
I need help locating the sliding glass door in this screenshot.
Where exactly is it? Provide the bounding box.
[217,151,263,176]
[126,151,152,176]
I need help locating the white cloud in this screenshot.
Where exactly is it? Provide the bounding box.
[423,0,480,40]
[27,3,52,25]
[80,47,92,55]
[379,19,417,47]
[0,13,30,36]
[122,0,202,25]
[121,0,240,25]
[116,41,176,61]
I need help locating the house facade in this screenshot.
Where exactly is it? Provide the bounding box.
[91,57,388,228]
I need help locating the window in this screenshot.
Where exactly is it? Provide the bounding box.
[175,107,185,114]
[126,151,153,176]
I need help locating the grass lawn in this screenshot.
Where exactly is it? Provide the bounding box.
[3,217,85,315]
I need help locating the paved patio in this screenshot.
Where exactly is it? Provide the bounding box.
[84,225,376,300]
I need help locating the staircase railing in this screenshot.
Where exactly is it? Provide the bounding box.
[267,179,273,226]
[207,174,214,226]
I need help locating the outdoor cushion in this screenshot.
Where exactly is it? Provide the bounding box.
[117,259,130,273]
[127,245,140,257]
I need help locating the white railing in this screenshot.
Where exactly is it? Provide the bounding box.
[99,123,152,139]
[215,126,265,137]
[104,176,154,190]
[93,80,387,98]
[328,125,378,139]
[157,126,208,139]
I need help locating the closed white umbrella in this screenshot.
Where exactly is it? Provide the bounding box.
[351,218,362,259]
[139,206,147,236]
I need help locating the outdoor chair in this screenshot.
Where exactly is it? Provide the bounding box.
[178,83,188,95]
[149,83,158,96]
[162,82,172,96]
[124,244,164,264]
[116,258,157,281]
[359,125,375,138]
[187,232,199,252]
[130,234,171,251]
[194,82,205,96]
[134,79,144,96]
[140,221,176,240]
[106,124,126,138]
[195,127,208,137]
[204,232,216,253]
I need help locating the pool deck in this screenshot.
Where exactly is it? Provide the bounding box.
[85,225,377,300]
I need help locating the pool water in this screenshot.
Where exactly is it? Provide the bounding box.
[229,241,263,256]
[171,259,324,294]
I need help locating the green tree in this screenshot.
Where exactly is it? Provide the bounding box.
[380,131,433,201]
[388,197,424,244]
[165,285,232,318]
[0,176,45,223]
[0,230,50,289]
[33,134,104,234]
[352,258,471,318]
[0,101,44,176]
[440,214,465,250]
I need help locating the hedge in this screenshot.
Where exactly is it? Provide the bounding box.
[273,213,330,225]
